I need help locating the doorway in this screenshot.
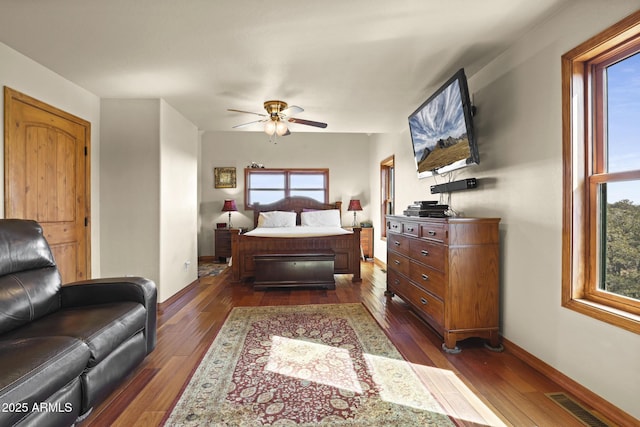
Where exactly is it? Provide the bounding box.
[380,155,395,239]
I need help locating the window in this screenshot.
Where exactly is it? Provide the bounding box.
[380,156,395,239]
[244,168,329,208]
[562,11,640,333]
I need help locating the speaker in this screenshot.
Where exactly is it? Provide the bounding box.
[430,178,478,194]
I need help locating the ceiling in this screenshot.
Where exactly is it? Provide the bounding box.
[0,0,571,134]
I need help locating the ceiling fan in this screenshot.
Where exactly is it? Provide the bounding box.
[228,100,327,137]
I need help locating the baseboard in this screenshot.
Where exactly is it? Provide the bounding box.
[373,257,386,269]
[198,255,216,262]
[157,278,199,314]
[502,337,637,426]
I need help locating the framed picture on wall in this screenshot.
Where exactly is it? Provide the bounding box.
[214,167,236,188]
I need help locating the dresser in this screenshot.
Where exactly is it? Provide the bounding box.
[385,215,501,353]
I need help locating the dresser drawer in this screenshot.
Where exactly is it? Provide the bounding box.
[387,220,403,234]
[401,281,444,331]
[409,238,445,271]
[387,233,410,256]
[387,251,410,277]
[409,261,445,299]
[387,268,410,295]
[402,222,420,237]
[419,222,447,243]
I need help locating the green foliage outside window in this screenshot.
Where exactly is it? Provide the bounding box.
[605,199,640,300]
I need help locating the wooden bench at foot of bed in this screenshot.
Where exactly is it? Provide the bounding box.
[253,250,336,290]
[230,196,362,284]
[231,231,361,283]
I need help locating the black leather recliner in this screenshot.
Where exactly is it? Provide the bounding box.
[0,219,157,426]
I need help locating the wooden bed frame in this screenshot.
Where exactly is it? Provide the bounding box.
[230,197,362,284]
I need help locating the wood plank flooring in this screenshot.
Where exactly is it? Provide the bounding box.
[82,261,613,427]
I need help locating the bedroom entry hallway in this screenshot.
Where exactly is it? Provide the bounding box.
[82,262,610,426]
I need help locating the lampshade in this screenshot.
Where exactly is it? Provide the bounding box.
[264,119,288,136]
[348,199,362,226]
[275,120,288,136]
[221,199,237,212]
[347,199,363,211]
[221,199,237,228]
[264,120,276,136]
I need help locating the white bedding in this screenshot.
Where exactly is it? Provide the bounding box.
[243,226,353,238]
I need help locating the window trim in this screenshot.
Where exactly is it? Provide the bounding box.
[244,168,329,209]
[561,10,640,334]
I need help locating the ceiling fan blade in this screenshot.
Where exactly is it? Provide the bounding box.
[232,119,265,129]
[280,105,304,117]
[227,108,266,117]
[287,117,328,128]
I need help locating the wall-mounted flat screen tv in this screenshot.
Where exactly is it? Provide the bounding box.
[408,68,479,178]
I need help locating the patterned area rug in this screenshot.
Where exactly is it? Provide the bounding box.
[164,304,456,426]
[198,261,228,278]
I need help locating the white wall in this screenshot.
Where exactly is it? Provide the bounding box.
[368,131,424,263]
[101,99,199,303]
[370,1,640,418]
[160,100,199,302]
[199,131,371,256]
[0,41,102,275]
[100,100,161,284]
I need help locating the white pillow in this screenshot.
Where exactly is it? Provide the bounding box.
[257,211,297,228]
[300,209,341,227]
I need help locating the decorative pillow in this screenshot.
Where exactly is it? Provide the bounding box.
[300,209,341,227]
[257,211,297,228]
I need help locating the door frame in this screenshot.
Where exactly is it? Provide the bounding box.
[4,86,92,278]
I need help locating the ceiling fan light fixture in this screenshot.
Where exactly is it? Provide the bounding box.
[230,100,327,137]
[264,120,277,136]
[275,120,288,136]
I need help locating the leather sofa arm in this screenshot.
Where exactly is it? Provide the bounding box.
[60,277,157,353]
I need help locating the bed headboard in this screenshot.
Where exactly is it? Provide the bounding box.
[252,197,342,227]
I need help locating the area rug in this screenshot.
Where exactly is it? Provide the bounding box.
[198,261,228,278]
[163,303,455,426]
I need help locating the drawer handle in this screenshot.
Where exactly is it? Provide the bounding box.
[420,297,428,305]
[394,260,401,265]
[428,230,436,236]
[421,274,429,281]
[421,250,429,256]
[394,241,401,246]
[394,279,400,285]
[406,226,414,232]
[392,224,399,229]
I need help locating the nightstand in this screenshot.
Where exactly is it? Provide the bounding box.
[360,227,374,259]
[215,228,239,262]
[345,226,374,260]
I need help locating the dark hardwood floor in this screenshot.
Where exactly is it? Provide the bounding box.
[81,261,619,427]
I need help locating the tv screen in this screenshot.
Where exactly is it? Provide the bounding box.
[408,68,479,178]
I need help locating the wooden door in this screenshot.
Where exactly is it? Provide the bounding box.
[4,87,90,283]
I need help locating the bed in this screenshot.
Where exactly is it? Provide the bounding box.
[230,196,362,285]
